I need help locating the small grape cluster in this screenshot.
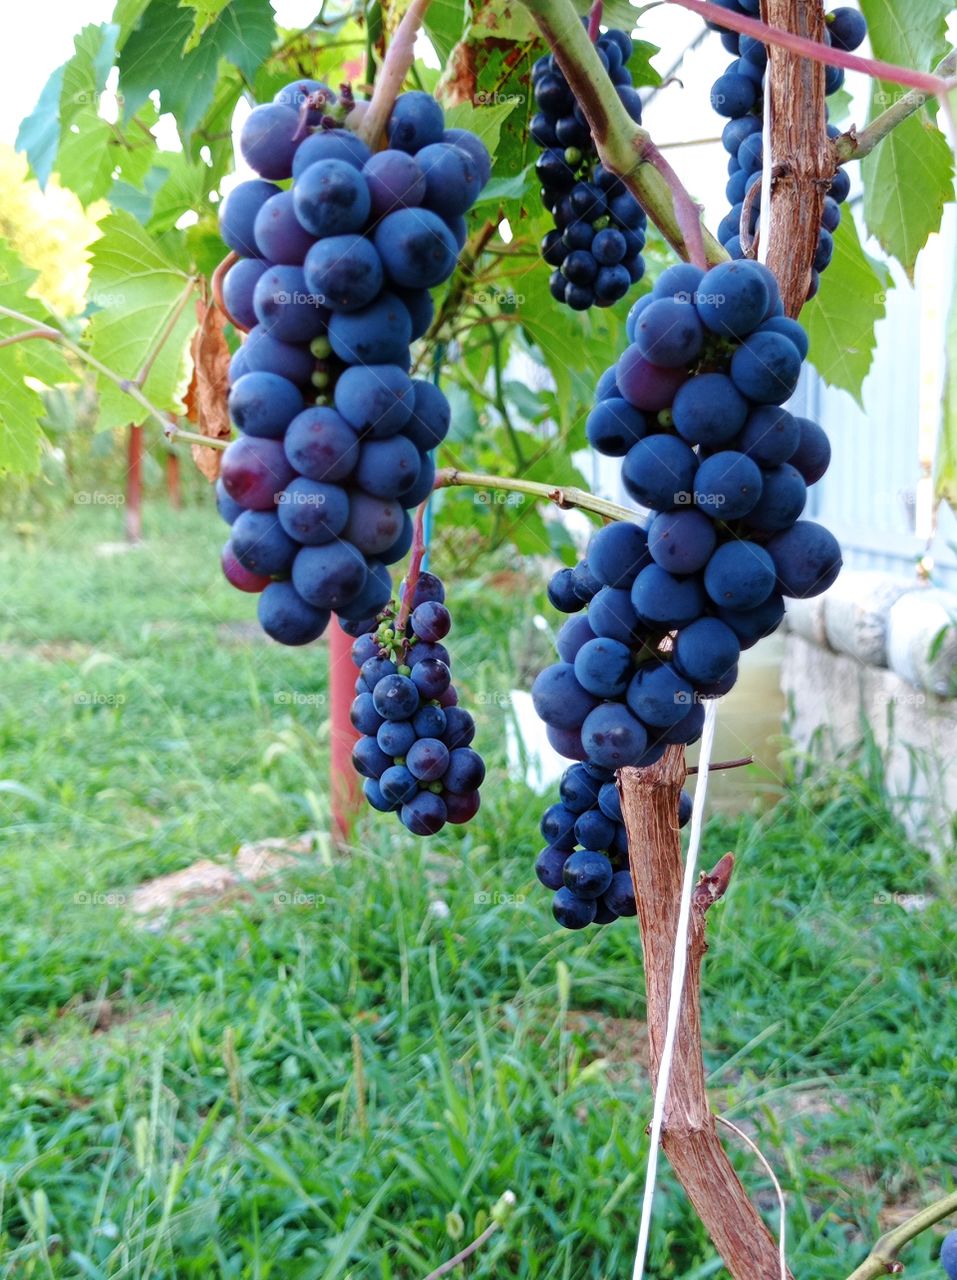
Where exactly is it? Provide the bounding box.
[349,571,486,835]
[708,5,867,298]
[214,81,489,644]
[536,763,692,929]
[534,258,842,926]
[531,24,647,311]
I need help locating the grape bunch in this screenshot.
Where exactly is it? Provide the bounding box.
[348,571,485,834]
[536,762,692,929]
[707,5,867,298]
[535,257,842,929]
[214,82,490,644]
[531,24,647,311]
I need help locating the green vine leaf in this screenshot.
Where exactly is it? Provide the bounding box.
[86,212,197,432]
[0,243,78,475]
[857,0,954,278]
[118,0,276,137]
[861,111,954,281]
[801,214,890,404]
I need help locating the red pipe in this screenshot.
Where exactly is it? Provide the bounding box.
[329,622,360,843]
[126,424,143,543]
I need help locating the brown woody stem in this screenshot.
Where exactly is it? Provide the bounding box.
[619,747,794,1280]
[763,0,829,317]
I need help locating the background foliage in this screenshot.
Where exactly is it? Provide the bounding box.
[2,0,954,536]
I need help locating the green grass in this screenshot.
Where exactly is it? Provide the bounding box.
[0,504,954,1279]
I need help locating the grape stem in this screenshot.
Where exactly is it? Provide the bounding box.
[832,46,957,164]
[356,0,435,148]
[433,466,635,523]
[131,277,199,389]
[518,0,727,266]
[668,0,956,97]
[639,137,708,269]
[844,1188,957,1280]
[212,251,247,333]
[686,755,753,775]
[394,500,429,635]
[167,426,228,450]
[586,0,602,43]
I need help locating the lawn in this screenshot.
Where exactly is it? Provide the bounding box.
[0,502,953,1279]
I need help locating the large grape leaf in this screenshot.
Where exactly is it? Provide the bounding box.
[857,0,951,70]
[444,99,517,161]
[60,23,120,126]
[425,0,471,63]
[16,23,118,193]
[118,0,277,137]
[800,214,890,404]
[857,0,954,278]
[56,108,117,205]
[934,242,957,510]
[15,67,65,189]
[86,212,198,432]
[0,242,79,474]
[861,112,954,281]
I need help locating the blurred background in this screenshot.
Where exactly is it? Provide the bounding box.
[0,3,955,1278]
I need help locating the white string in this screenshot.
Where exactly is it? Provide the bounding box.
[758,58,773,266]
[631,697,719,1280]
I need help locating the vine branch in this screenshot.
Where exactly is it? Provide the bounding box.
[845,1189,957,1280]
[0,304,185,441]
[433,466,635,523]
[619,750,793,1280]
[518,0,727,266]
[833,46,957,164]
[356,0,435,147]
[669,0,956,96]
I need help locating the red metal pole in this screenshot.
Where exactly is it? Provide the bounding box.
[126,424,143,543]
[329,622,361,843]
[166,452,182,509]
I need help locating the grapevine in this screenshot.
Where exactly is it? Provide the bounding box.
[531,19,648,310]
[532,258,840,928]
[214,80,490,649]
[348,562,485,834]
